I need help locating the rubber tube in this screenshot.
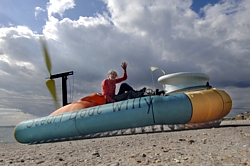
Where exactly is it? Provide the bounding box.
[14,94,192,144]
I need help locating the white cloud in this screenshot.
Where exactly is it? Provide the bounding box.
[47,0,76,19]
[0,109,38,126]
[0,26,42,84]
[35,7,46,18]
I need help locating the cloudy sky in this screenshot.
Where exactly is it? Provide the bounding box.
[0,0,249,126]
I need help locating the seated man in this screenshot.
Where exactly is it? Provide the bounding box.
[101,62,145,103]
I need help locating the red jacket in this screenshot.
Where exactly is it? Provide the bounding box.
[102,72,127,102]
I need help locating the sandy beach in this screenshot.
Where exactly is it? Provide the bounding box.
[0,120,249,166]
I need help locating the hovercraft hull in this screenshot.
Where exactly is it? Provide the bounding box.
[14,89,232,144]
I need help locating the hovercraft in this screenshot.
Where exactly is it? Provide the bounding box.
[14,72,232,144]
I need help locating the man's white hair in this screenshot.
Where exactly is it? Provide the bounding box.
[108,70,118,77]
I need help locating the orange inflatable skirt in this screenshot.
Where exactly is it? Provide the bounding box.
[49,93,106,116]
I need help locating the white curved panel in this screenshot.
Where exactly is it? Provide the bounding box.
[158,72,210,93]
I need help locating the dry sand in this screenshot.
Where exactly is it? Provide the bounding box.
[0,120,249,166]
